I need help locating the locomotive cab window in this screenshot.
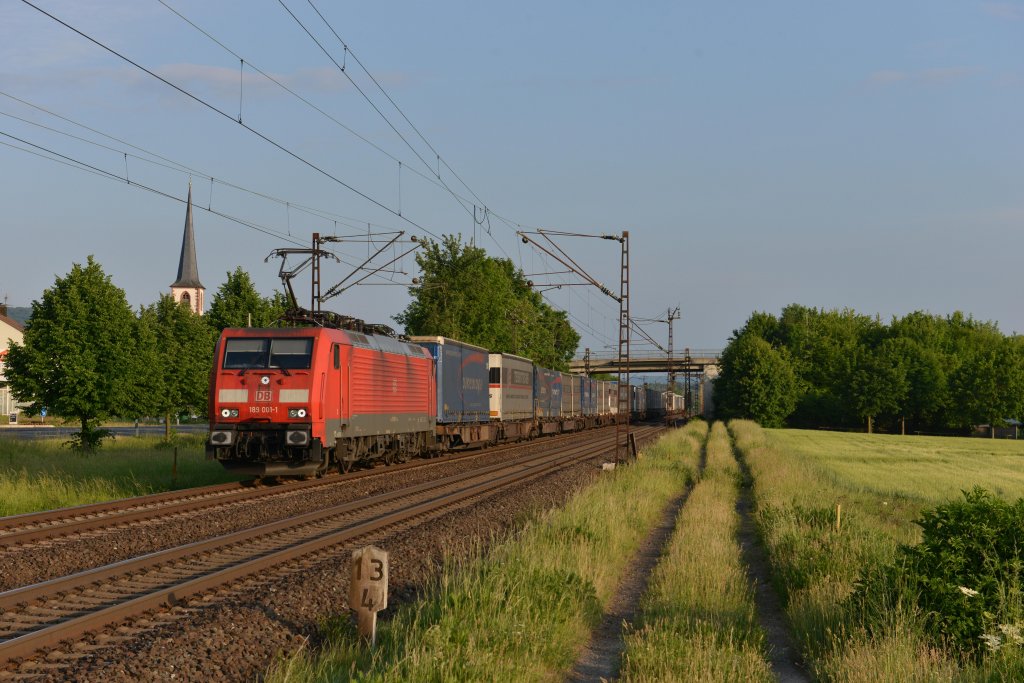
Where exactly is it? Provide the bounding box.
[223,337,314,370]
[269,338,313,369]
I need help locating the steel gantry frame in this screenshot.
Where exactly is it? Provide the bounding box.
[265,231,421,329]
[615,232,631,464]
[517,229,632,464]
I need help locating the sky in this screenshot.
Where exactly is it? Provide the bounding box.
[0,1,1021,360]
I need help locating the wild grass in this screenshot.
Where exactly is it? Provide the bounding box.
[729,421,1024,682]
[620,421,773,682]
[0,433,244,516]
[267,421,708,683]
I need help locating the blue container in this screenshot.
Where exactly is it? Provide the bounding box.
[534,366,556,417]
[411,336,490,423]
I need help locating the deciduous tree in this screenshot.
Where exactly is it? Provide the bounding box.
[206,267,287,332]
[5,257,137,450]
[395,236,580,369]
[715,334,798,427]
[139,295,215,440]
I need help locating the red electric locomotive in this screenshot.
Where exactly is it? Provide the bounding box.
[206,326,436,477]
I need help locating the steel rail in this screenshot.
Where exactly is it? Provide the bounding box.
[0,426,664,665]
[0,426,616,547]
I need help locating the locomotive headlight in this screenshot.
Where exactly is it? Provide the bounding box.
[220,408,239,418]
[288,407,309,419]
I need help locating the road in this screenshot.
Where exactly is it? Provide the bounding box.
[0,424,208,440]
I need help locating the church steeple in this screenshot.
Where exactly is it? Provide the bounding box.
[170,183,205,314]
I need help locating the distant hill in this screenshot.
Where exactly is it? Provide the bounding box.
[3,307,30,325]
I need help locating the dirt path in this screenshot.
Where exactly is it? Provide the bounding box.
[734,451,812,683]
[564,490,691,683]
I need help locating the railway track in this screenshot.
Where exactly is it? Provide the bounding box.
[0,425,664,669]
[0,426,619,550]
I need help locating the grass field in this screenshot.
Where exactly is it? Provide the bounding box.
[734,423,1024,682]
[0,433,246,516]
[770,429,1024,505]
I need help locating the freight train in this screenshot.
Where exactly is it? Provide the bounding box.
[205,326,683,477]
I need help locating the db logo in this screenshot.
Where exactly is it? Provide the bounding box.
[255,390,272,402]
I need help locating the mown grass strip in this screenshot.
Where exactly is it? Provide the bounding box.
[0,434,244,516]
[267,421,708,683]
[620,422,773,682]
[729,420,1024,682]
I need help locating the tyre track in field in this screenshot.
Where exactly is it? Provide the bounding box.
[565,432,706,683]
[732,435,811,683]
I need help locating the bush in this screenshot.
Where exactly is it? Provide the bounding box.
[859,488,1024,658]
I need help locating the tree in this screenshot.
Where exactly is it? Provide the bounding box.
[5,257,137,450]
[715,334,798,427]
[139,295,215,440]
[395,236,580,369]
[850,338,909,433]
[951,333,1024,435]
[206,267,287,332]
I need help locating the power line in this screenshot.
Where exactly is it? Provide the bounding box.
[275,0,473,218]
[303,0,490,213]
[0,128,305,245]
[155,0,483,221]
[0,91,404,234]
[1,126,423,290]
[19,0,443,242]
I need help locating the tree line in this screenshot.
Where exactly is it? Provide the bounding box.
[714,304,1024,433]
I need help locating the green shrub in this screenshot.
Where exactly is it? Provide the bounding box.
[859,487,1024,658]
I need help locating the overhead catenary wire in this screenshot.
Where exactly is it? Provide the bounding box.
[0,129,419,287]
[303,0,490,214]
[155,0,480,217]
[18,0,444,243]
[0,92,403,236]
[0,129,305,245]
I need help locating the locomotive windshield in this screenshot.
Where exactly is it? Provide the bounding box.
[222,337,314,370]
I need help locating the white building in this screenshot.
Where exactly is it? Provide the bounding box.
[0,308,25,422]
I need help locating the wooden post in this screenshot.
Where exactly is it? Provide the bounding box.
[349,546,389,647]
[835,504,842,533]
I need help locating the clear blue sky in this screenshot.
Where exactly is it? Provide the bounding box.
[1,1,1021,358]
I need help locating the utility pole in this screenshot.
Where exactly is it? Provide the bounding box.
[665,306,680,394]
[616,232,630,465]
[516,228,630,463]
